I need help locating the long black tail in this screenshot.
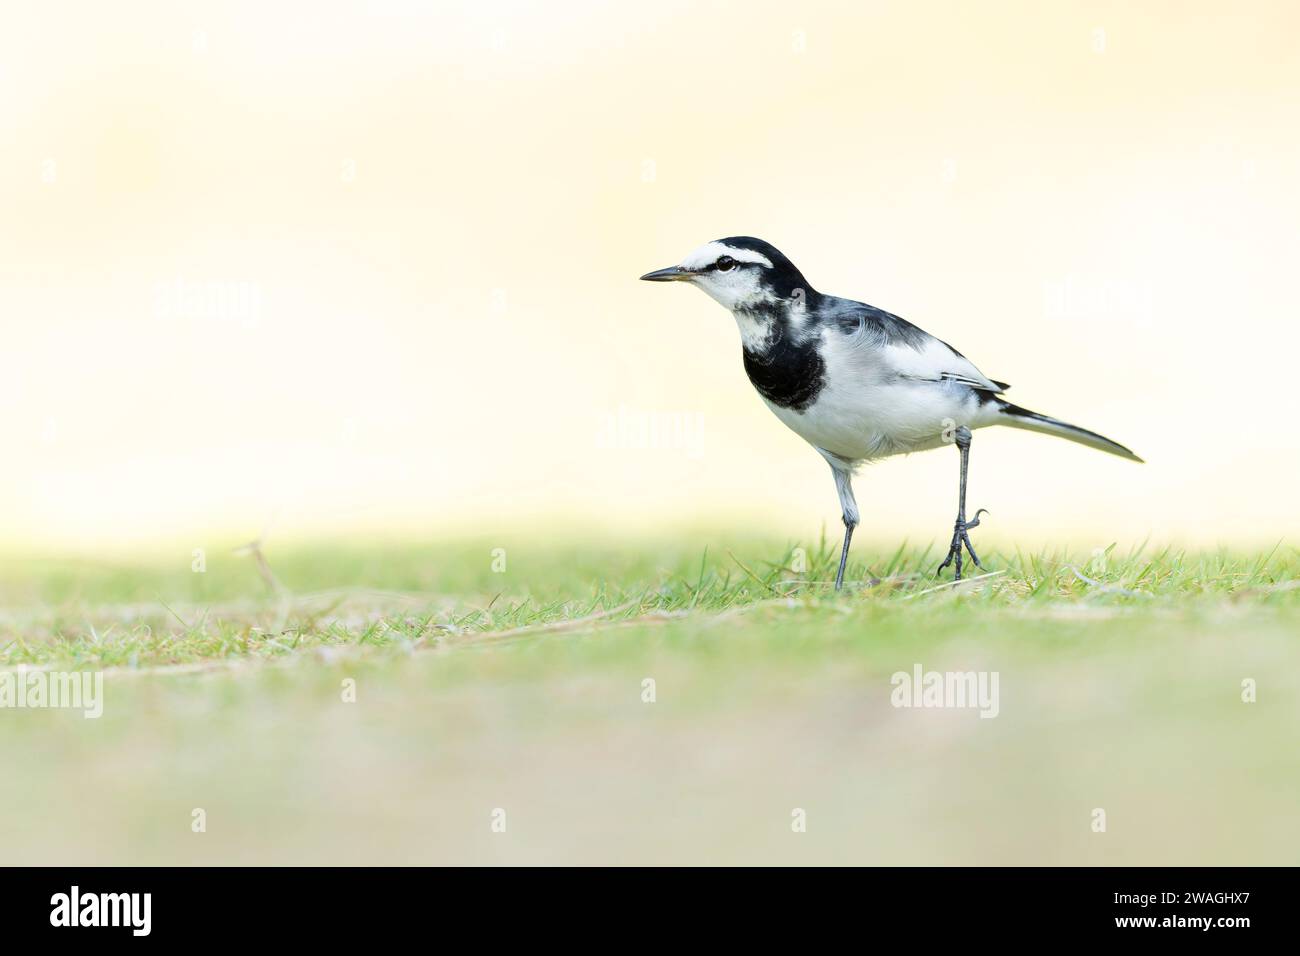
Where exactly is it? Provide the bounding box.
[994,401,1143,462]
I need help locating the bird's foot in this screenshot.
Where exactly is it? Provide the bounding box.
[935,509,988,581]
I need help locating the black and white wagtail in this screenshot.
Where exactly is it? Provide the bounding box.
[641,237,1142,589]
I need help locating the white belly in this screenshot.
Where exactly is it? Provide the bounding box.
[761,343,990,462]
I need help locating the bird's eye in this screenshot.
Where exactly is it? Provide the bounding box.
[715,255,736,272]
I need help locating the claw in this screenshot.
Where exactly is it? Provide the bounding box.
[935,511,991,580]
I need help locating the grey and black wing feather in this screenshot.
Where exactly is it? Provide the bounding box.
[824,298,1010,396]
[823,297,1142,461]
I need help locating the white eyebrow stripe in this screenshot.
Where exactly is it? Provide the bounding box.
[679,241,772,270]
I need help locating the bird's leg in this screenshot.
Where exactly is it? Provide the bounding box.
[829,464,859,591]
[936,425,988,580]
[835,517,856,591]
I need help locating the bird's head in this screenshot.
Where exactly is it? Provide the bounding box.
[640,237,813,312]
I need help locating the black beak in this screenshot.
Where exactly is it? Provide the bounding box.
[639,265,692,282]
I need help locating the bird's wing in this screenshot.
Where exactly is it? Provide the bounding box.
[825,300,1009,393]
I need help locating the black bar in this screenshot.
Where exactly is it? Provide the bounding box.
[0,867,1282,941]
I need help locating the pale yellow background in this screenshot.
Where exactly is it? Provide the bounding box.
[3,0,1297,552]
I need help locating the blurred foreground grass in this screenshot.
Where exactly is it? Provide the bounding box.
[0,534,1296,864]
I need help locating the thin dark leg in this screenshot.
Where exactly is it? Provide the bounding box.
[834,518,856,591]
[936,426,988,580]
[825,461,859,592]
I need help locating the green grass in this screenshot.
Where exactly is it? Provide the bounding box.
[2,536,1294,670]
[1,535,1297,864]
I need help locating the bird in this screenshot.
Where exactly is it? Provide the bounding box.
[640,236,1142,590]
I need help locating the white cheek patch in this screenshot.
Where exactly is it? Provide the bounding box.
[692,267,777,312]
[678,241,773,271]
